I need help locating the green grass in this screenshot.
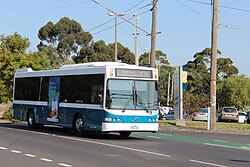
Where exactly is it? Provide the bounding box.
[159,120,250,131]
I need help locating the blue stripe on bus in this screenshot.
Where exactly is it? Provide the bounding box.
[13,103,158,131]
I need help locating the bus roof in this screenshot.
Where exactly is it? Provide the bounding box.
[15,62,158,79]
[59,62,129,69]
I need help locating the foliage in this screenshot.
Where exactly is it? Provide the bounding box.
[2,108,12,120]
[0,33,53,103]
[217,75,250,110]
[0,32,30,54]
[38,17,93,63]
[217,58,239,79]
[73,41,135,64]
[139,50,169,66]
[184,47,241,114]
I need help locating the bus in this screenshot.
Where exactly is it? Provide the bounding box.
[13,62,159,137]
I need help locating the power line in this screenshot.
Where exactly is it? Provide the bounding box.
[173,0,210,21]
[90,0,150,35]
[86,18,114,32]
[0,0,89,23]
[186,0,250,13]
[87,1,151,33]
[123,0,147,13]
[92,9,151,35]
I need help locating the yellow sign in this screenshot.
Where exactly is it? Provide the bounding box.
[182,71,188,83]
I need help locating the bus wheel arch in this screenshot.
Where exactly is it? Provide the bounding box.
[72,113,85,136]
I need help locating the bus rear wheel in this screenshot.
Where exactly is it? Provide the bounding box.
[27,110,35,128]
[27,110,44,129]
[73,114,84,136]
[119,131,131,138]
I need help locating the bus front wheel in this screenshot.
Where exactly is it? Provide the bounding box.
[119,131,131,138]
[73,114,84,136]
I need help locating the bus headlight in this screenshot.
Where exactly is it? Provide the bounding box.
[104,117,112,121]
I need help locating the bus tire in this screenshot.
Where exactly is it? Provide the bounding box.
[27,110,44,129]
[27,110,36,128]
[119,131,131,138]
[73,114,84,136]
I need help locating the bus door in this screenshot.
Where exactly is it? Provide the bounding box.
[46,77,60,123]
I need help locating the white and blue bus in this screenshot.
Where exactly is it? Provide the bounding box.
[13,62,159,137]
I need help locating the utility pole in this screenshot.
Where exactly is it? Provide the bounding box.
[134,14,139,66]
[150,0,158,68]
[115,16,118,62]
[210,0,219,130]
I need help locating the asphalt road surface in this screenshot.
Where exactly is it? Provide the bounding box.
[0,123,249,167]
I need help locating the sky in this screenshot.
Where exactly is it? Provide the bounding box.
[1,0,250,76]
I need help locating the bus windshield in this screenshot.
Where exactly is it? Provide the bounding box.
[105,79,158,110]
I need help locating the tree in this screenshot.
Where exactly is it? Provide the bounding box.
[0,33,52,103]
[108,42,135,64]
[38,17,93,62]
[217,75,250,110]
[0,32,30,54]
[139,50,169,65]
[73,41,135,64]
[217,58,239,79]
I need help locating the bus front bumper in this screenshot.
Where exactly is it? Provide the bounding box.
[102,122,158,132]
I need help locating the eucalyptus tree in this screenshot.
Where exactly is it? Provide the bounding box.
[38,17,93,63]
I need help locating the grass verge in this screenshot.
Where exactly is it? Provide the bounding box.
[159,120,250,131]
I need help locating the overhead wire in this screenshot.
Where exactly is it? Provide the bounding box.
[86,1,151,33]
[173,0,210,21]
[0,0,89,23]
[186,0,250,13]
[92,9,151,35]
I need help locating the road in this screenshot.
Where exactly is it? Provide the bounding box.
[0,123,249,167]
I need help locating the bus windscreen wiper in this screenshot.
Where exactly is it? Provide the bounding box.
[121,95,133,113]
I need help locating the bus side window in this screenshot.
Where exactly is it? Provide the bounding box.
[91,84,103,104]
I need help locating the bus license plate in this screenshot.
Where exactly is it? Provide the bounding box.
[131,125,139,129]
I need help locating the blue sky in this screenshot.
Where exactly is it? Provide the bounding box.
[1,0,250,76]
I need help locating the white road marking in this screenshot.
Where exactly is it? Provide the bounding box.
[58,163,72,167]
[58,135,171,158]
[40,158,53,162]
[147,136,161,139]
[0,147,8,150]
[24,154,36,158]
[212,140,227,143]
[205,143,250,151]
[104,154,121,157]
[189,159,228,167]
[10,150,22,154]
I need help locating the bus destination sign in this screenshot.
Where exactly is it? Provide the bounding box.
[115,69,153,78]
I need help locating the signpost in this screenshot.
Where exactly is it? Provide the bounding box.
[174,66,187,126]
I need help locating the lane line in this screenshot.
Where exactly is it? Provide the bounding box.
[189,159,228,167]
[0,146,8,150]
[58,135,171,158]
[58,163,72,167]
[147,136,161,139]
[24,153,36,158]
[40,158,53,162]
[212,140,227,143]
[10,150,22,154]
[205,143,250,151]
